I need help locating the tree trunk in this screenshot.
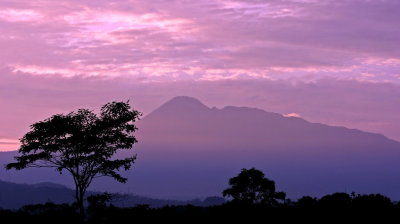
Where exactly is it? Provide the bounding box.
[79,189,85,219]
[75,185,85,222]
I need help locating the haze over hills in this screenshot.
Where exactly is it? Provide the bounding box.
[1,96,400,200]
[0,180,224,209]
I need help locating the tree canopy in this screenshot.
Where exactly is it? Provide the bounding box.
[223,168,285,205]
[6,101,141,217]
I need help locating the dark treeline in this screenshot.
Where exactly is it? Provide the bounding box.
[0,168,399,222]
[1,168,400,223]
[0,192,400,223]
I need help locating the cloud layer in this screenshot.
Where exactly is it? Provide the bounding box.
[1,0,400,150]
[0,0,399,82]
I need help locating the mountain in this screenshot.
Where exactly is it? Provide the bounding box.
[1,96,400,200]
[140,96,399,151]
[32,182,69,189]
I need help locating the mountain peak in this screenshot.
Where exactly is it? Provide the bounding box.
[148,96,210,117]
[167,96,206,106]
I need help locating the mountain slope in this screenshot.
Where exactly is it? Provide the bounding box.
[1,96,400,200]
[140,97,396,151]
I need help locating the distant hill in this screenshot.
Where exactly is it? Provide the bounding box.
[0,180,225,210]
[1,96,400,200]
[32,182,68,189]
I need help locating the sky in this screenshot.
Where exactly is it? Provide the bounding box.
[0,0,400,151]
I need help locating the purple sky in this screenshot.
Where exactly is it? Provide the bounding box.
[1,0,400,150]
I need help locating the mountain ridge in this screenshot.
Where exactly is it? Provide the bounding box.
[1,96,400,200]
[144,96,396,143]
[138,96,399,153]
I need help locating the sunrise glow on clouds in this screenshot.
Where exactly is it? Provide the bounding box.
[1,0,400,150]
[283,113,301,118]
[1,0,399,81]
[0,139,20,150]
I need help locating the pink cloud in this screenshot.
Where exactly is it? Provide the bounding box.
[0,138,19,151]
[283,113,301,118]
[0,8,43,22]
[11,64,77,77]
[0,0,399,82]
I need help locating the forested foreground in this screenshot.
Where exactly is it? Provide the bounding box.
[1,167,400,222]
[1,192,400,223]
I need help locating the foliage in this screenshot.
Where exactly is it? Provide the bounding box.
[222,168,286,205]
[5,101,141,217]
[2,194,400,224]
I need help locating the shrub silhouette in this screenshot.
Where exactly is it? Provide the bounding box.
[297,196,318,208]
[352,194,392,209]
[87,193,113,209]
[318,193,352,209]
[5,101,141,218]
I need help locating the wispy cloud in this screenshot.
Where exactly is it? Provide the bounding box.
[0,0,399,82]
[283,113,301,118]
[0,138,19,151]
[0,8,43,22]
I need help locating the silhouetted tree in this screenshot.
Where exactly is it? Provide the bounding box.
[222,168,285,206]
[296,196,318,208]
[319,193,352,209]
[352,194,392,209]
[87,193,113,208]
[5,101,141,218]
[87,192,113,222]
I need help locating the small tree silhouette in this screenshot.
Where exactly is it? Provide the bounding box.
[223,168,285,206]
[318,192,352,209]
[5,101,141,218]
